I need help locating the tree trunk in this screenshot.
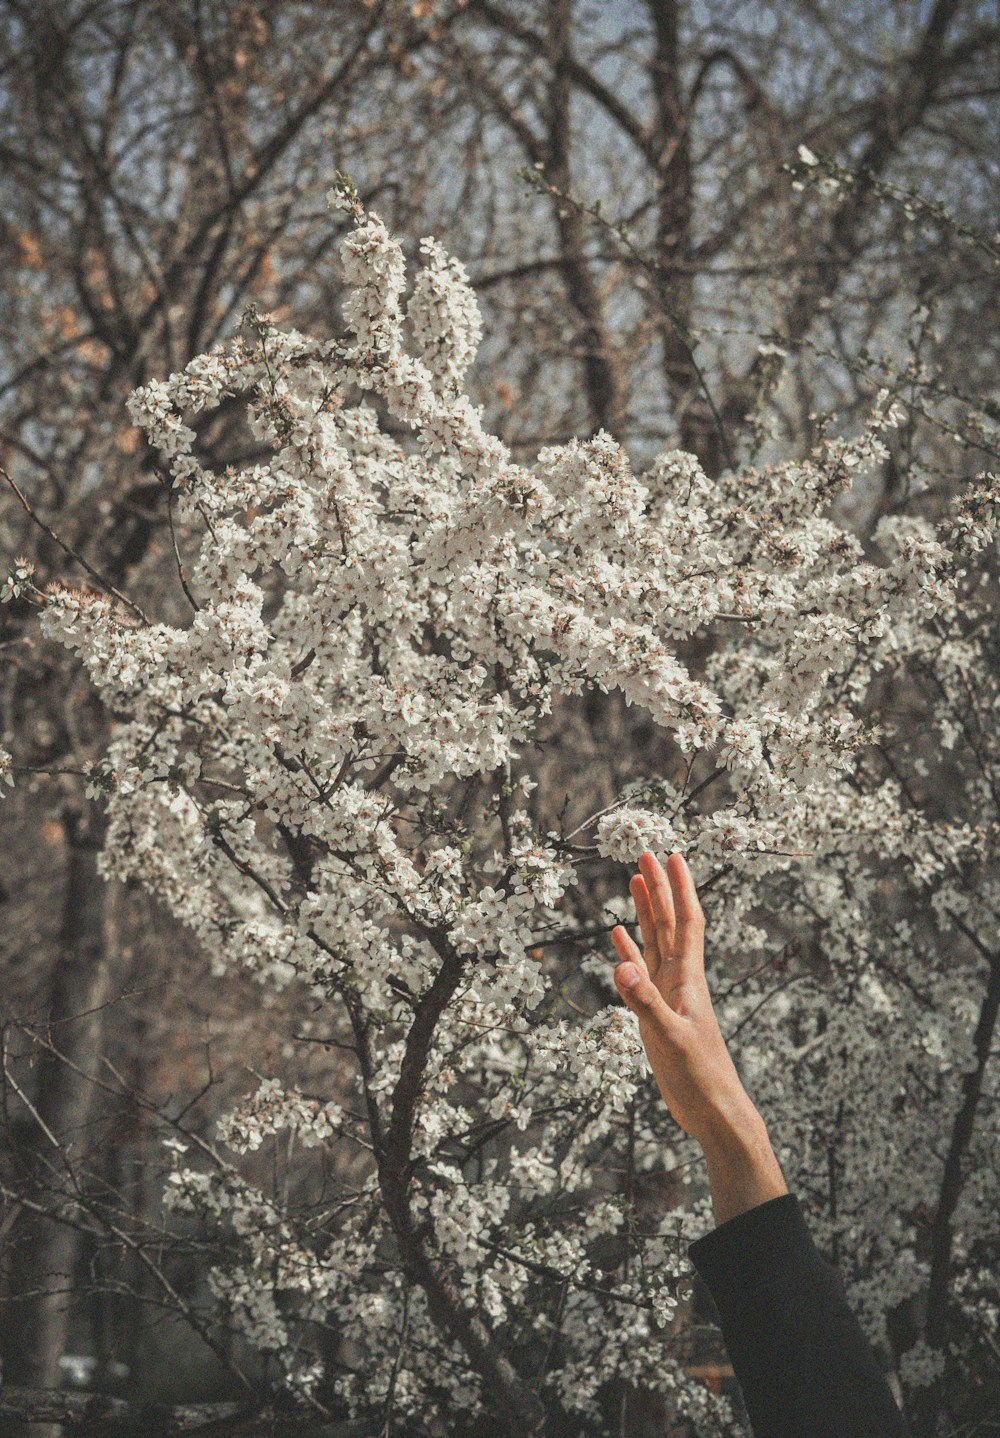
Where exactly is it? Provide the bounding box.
[546,0,626,438]
[1,804,117,1437]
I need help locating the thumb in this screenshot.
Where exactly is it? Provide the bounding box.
[611,928,679,1036]
[614,959,663,1016]
[615,963,685,1050]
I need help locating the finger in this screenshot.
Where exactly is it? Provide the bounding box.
[611,921,649,977]
[638,851,676,962]
[665,851,705,973]
[629,874,661,980]
[612,930,682,1035]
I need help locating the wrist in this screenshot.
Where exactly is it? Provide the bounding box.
[689,1083,765,1151]
[697,1100,788,1227]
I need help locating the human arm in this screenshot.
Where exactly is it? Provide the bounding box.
[611,851,910,1437]
[611,849,787,1225]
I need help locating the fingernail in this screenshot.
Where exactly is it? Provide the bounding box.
[617,963,641,990]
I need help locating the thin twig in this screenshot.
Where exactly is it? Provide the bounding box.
[2,465,150,624]
[2,1063,62,1150]
[164,476,201,611]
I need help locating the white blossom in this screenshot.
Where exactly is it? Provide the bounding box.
[38,189,999,1428]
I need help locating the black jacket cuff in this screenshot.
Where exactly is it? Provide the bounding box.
[687,1192,821,1308]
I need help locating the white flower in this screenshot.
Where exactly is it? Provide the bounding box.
[36,186,997,1430]
[898,1338,946,1389]
[0,556,34,602]
[595,807,680,863]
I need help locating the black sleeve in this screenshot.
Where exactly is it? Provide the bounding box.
[687,1193,910,1438]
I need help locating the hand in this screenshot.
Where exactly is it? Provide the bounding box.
[611,850,762,1148]
[612,850,787,1224]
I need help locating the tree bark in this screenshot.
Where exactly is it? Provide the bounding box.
[2,806,117,1437]
[545,0,626,438]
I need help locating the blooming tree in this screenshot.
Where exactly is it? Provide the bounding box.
[29,180,999,1433]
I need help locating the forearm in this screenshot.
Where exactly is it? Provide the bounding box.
[690,1100,910,1436]
[614,854,909,1434]
[697,1097,788,1227]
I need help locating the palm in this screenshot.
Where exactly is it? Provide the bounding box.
[610,849,744,1140]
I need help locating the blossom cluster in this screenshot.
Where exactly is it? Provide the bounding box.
[37,189,1000,1429]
